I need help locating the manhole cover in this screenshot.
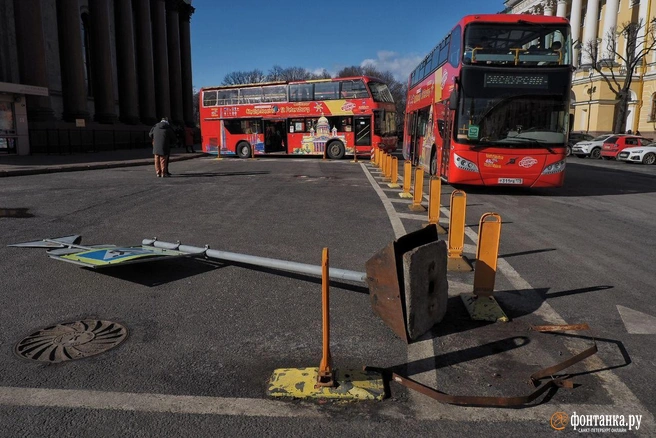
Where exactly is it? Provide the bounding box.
[0,208,34,218]
[15,320,128,363]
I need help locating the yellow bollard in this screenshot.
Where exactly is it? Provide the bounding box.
[447,190,473,271]
[461,213,508,322]
[351,147,359,163]
[387,157,400,188]
[316,247,335,388]
[409,167,426,211]
[371,148,377,166]
[399,160,413,198]
[426,177,447,234]
[383,153,392,182]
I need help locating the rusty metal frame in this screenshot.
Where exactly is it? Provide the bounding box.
[370,342,598,407]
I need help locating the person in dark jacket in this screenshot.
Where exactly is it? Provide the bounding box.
[149,117,177,177]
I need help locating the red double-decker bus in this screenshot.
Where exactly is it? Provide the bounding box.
[199,76,397,159]
[404,14,572,187]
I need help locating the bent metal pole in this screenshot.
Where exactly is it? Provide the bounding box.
[141,239,367,283]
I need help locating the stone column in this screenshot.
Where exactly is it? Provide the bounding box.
[133,0,157,125]
[570,0,583,67]
[600,0,620,61]
[166,0,183,126]
[114,0,139,124]
[179,3,195,127]
[556,0,568,18]
[89,0,117,123]
[635,0,651,61]
[13,0,54,121]
[581,0,601,66]
[56,0,89,121]
[151,0,171,120]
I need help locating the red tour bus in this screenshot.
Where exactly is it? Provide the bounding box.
[404,14,572,187]
[199,76,397,159]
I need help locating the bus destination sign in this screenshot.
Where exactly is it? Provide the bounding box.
[484,74,548,89]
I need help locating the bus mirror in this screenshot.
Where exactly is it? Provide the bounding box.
[448,90,459,111]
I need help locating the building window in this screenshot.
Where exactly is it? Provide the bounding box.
[649,93,656,122]
[81,13,93,97]
[632,0,640,7]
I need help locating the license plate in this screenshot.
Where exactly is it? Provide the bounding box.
[619,153,628,158]
[498,178,523,184]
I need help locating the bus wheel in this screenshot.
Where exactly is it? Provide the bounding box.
[326,141,345,159]
[430,148,437,175]
[236,141,251,158]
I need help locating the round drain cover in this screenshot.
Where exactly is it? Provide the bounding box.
[15,320,128,363]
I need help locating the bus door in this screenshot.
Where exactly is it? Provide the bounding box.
[440,105,453,178]
[408,112,421,165]
[263,120,286,152]
[354,116,371,146]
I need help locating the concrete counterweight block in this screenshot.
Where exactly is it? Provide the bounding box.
[403,239,448,340]
[365,225,448,343]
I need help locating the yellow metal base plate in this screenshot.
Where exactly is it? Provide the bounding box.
[447,255,473,272]
[408,204,427,212]
[387,183,400,188]
[461,293,509,322]
[398,192,413,199]
[266,367,385,401]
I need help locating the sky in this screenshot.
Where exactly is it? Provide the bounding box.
[189,0,503,89]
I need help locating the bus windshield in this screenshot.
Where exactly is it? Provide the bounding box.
[463,23,570,67]
[455,94,568,146]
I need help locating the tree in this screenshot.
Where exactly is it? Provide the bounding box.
[582,18,656,133]
[222,69,267,85]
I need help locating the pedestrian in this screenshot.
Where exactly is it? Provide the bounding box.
[149,117,177,177]
[184,126,195,153]
[636,130,641,136]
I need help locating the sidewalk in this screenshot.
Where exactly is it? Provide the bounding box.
[0,147,205,177]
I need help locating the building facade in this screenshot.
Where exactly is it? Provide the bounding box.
[504,0,656,137]
[0,0,195,155]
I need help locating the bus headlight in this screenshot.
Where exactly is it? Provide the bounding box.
[453,153,479,172]
[542,160,566,175]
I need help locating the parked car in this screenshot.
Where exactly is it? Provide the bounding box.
[617,143,656,164]
[567,132,594,157]
[571,133,617,159]
[601,135,653,159]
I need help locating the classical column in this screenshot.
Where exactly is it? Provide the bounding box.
[179,3,195,127]
[600,0,620,61]
[166,0,183,126]
[133,0,157,125]
[151,0,171,119]
[556,0,568,18]
[13,0,54,121]
[544,0,555,16]
[581,0,601,65]
[114,0,139,124]
[636,0,650,61]
[89,0,117,123]
[56,0,89,121]
[570,0,583,67]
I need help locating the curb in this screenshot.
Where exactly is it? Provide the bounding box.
[0,153,207,178]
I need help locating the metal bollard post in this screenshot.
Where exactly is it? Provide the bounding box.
[383,153,392,182]
[399,160,413,198]
[387,157,400,188]
[426,177,447,234]
[447,190,473,271]
[351,147,359,163]
[473,213,502,296]
[461,212,507,322]
[409,167,426,211]
[316,247,335,388]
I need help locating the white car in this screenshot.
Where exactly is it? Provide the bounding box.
[617,144,656,165]
[571,134,620,159]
